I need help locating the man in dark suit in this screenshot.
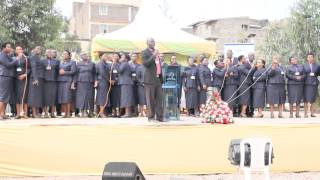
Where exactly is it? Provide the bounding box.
[141,38,163,122]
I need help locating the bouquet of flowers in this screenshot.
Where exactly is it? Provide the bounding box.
[200,90,233,124]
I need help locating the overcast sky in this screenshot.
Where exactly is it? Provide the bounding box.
[55,0,297,27]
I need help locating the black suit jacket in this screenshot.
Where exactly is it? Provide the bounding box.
[141,48,162,85]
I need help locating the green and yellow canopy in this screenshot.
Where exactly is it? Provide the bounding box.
[91,0,216,62]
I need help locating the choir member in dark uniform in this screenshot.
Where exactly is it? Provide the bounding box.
[303,52,319,117]
[14,46,30,119]
[133,54,147,117]
[43,49,59,118]
[237,55,255,117]
[212,60,225,92]
[182,57,200,116]
[267,56,286,118]
[119,53,135,117]
[129,53,140,116]
[198,57,212,106]
[170,54,183,107]
[286,55,305,118]
[0,42,17,120]
[52,50,62,116]
[110,53,121,117]
[252,59,267,118]
[159,53,168,76]
[247,52,256,117]
[28,46,44,118]
[73,52,95,117]
[226,49,239,66]
[222,58,239,112]
[95,53,110,118]
[226,50,240,116]
[57,50,76,118]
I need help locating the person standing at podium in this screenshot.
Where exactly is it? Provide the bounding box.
[141,38,163,122]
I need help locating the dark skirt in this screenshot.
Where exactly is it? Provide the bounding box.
[253,88,265,108]
[58,81,73,104]
[75,82,95,110]
[239,84,251,105]
[28,78,44,108]
[137,85,146,106]
[120,84,135,108]
[0,76,13,103]
[110,85,121,108]
[15,78,29,104]
[185,88,198,109]
[44,81,57,106]
[96,81,110,106]
[223,85,238,107]
[304,84,318,103]
[287,84,304,104]
[199,89,207,105]
[267,84,286,105]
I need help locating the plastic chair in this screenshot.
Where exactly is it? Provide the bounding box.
[239,137,273,180]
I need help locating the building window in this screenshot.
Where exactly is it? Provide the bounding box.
[99,24,108,33]
[241,24,248,30]
[99,5,108,16]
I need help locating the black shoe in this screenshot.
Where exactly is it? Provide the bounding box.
[156,118,164,122]
[121,114,132,118]
[10,113,16,118]
[233,114,240,117]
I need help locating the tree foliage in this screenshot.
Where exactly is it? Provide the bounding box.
[258,0,320,64]
[0,0,80,53]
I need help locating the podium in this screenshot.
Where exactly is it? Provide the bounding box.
[162,65,181,121]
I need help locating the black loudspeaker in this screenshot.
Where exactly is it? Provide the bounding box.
[102,162,145,180]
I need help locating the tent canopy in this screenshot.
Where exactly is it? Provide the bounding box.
[91,0,216,58]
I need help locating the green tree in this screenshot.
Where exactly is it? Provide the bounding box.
[258,20,295,64]
[0,0,63,50]
[0,0,81,56]
[45,19,81,54]
[258,0,320,63]
[290,0,320,59]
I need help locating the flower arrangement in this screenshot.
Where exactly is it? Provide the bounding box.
[200,90,233,124]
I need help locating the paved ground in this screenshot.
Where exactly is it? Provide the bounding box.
[1,172,320,180]
[0,111,318,126]
[0,112,319,180]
